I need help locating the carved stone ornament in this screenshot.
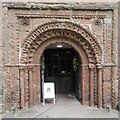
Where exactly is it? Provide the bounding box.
[94,19,102,26]
[21,17,30,25]
[21,21,102,64]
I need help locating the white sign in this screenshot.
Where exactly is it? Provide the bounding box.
[43,82,55,105]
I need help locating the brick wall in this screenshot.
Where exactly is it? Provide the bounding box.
[1,2,119,111]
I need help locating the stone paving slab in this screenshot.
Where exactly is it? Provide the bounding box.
[1,94,119,118]
[0,0,119,2]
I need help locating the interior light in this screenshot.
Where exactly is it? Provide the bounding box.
[57,45,62,48]
[66,51,71,53]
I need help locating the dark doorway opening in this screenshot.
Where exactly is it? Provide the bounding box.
[44,49,75,94]
[40,43,82,102]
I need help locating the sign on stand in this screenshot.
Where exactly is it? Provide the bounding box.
[43,82,55,105]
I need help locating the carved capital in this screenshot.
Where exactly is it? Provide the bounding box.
[89,64,95,69]
[27,65,34,70]
[19,66,25,70]
[96,64,103,69]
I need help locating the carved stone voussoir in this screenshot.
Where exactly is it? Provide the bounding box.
[21,21,102,65]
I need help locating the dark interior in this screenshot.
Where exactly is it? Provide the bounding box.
[41,48,82,101]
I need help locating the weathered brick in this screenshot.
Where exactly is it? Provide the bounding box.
[0,2,119,112]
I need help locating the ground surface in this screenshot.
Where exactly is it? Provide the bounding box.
[0,0,119,2]
[2,94,118,118]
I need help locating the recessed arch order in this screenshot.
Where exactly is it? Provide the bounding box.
[21,21,102,65]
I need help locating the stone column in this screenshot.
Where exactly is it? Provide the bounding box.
[97,65,103,108]
[19,67,25,109]
[37,66,40,104]
[111,67,117,109]
[24,67,29,108]
[89,64,95,106]
[28,66,33,107]
[33,66,37,105]
[81,64,89,105]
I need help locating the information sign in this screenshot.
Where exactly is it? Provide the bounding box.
[43,82,55,105]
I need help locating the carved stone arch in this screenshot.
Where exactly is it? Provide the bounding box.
[33,37,91,106]
[33,37,89,65]
[28,30,96,64]
[21,21,102,64]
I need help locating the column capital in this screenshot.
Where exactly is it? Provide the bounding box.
[27,65,34,70]
[89,64,95,69]
[96,64,103,69]
[19,66,25,70]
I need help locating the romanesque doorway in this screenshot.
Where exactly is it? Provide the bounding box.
[41,43,82,102]
[17,21,103,110]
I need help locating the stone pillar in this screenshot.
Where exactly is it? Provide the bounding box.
[111,67,117,109]
[81,64,89,105]
[89,64,95,106]
[33,66,37,105]
[19,67,25,109]
[4,67,10,111]
[24,67,29,108]
[35,65,40,105]
[97,65,103,108]
[37,66,40,104]
[28,66,33,107]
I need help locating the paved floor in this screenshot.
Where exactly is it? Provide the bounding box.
[2,94,118,118]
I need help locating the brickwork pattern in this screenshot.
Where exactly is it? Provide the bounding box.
[0,2,118,112]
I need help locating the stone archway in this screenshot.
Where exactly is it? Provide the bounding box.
[36,37,89,105]
[21,21,102,64]
[18,21,103,109]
